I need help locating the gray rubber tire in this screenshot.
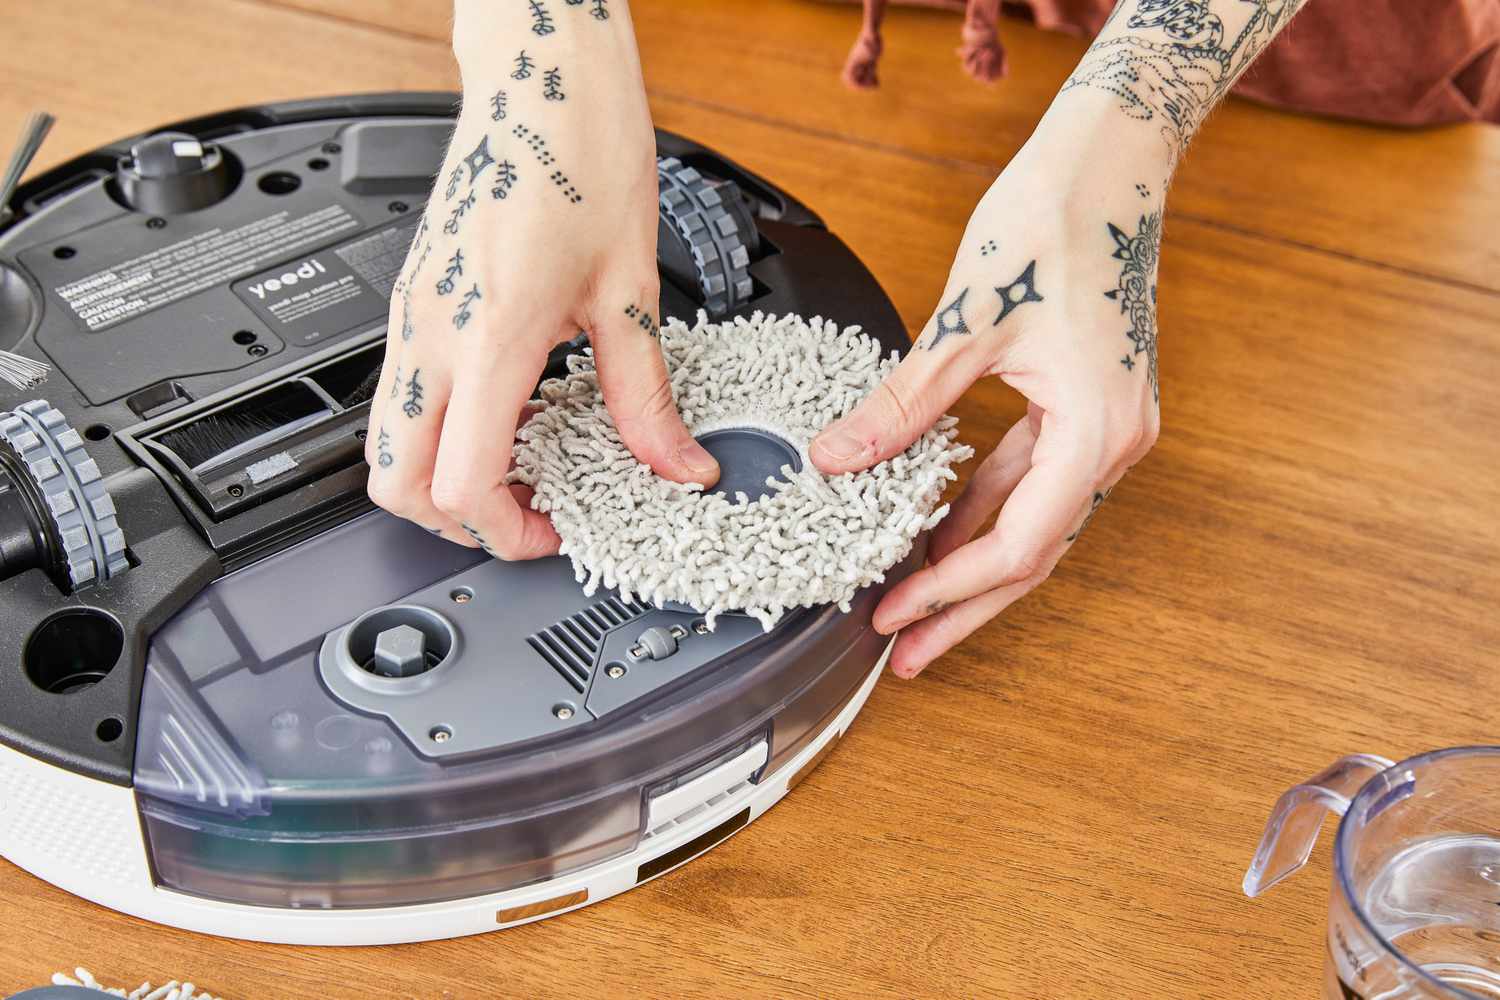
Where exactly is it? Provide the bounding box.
[657,157,754,315]
[0,399,128,590]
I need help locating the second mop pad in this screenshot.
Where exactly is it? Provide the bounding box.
[510,312,974,629]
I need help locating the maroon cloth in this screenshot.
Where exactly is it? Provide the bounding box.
[830,0,1500,126]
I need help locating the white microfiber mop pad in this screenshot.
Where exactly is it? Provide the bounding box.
[51,967,224,999]
[511,311,974,630]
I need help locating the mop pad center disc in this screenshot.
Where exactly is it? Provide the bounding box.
[694,425,803,503]
[513,311,974,630]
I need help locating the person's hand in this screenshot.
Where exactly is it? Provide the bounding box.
[810,128,1163,678]
[366,14,719,557]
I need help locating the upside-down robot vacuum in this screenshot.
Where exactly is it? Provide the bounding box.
[0,94,914,945]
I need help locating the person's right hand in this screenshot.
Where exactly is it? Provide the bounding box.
[365,8,719,558]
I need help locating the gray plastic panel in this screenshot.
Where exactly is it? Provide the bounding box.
[134,508,917,909]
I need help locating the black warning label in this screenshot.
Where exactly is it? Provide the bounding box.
[231,218,418,345]
[54,204,359,332]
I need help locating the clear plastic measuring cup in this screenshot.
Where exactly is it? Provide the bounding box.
[1246,747,1500,998]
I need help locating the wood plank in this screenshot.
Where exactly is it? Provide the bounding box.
[267,0,1500,293]
[0,1,1497,998]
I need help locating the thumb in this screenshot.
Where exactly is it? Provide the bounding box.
[590,296,721,487]
[811,338,984,475]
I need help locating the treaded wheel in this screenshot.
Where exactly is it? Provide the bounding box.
[0,399,128,590]
[657,157,755,316]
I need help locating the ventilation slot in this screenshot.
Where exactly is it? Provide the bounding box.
[526,596,652,692]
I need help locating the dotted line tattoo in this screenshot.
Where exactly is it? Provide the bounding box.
[512,124,582,204]
[979,239,999,257]
[1104,208,1163,400]
[624,302,659,338]
[462,523,497,557]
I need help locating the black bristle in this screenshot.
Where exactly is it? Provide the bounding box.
[341,360,385,408]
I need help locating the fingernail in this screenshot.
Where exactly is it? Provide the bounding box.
[814,423,868,464]
[678,439,718,477]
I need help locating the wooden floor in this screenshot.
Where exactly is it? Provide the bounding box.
[3,2,1499,997]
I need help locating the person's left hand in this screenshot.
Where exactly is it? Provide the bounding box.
[809,139,1164,678]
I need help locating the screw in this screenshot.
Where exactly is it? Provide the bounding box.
[355,429,367,442]
[321,141,342,154]
[227,483,245,498]
[451,589,472,604]
[432,728,451,743]
[388,200,409,214]
[606,664,625,679]
[248,343,269,357]
[692,620,710,635]
[146,217,166,230]
[554,705,574,720]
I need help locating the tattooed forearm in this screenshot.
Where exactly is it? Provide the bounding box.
[624,302,659,338]
[436,250,464,295]
[1104,203,1162,399]
[402,369,425,418]
[1061,0,1309,163]
[543,67,566,101]
[454,284,482,329]
[992,261,1043,325]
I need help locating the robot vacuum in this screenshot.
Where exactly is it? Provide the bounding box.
[0,93,913,945]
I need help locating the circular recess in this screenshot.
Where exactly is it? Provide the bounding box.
[95,717,124,742]
[24,608,124,694]
[695,427,802,503]
[307,157,330,171]
[387,200,409,214]
[321,141,342,155]
[429,725,453,743]
[345,605,456,679]
[257,171,301,196]
[450,587,474,604]
[83,424,111,442]
[52,246,76,260]
[232,329,257,345]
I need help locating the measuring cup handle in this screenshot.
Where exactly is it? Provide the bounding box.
[1242,753,1394,898]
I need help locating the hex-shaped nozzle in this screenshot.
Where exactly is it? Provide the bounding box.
[372,623,428,678]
